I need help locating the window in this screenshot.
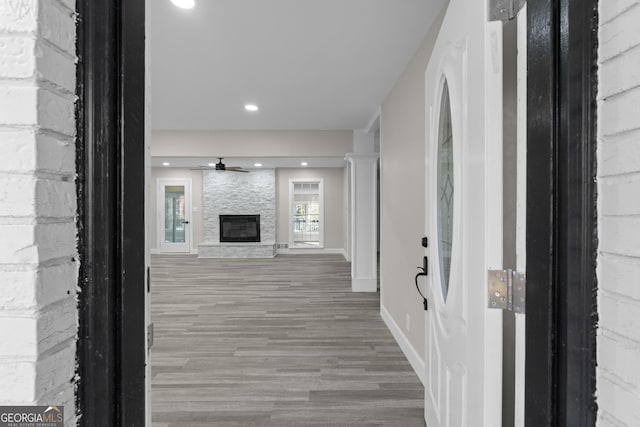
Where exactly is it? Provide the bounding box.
[290,180,323,248]
[437,80,454,301]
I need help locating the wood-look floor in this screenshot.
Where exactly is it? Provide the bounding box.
[151,254,424,427]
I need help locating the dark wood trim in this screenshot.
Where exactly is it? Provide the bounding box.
[75,0,147,425]
[555,0,599,424]
[525,1,558,423]
[525,0,598,425]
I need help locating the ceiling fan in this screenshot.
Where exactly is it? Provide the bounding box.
[190,158,249,173]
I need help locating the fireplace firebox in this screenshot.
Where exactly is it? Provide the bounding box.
[219,215,261,242]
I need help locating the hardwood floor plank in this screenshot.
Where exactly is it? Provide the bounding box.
[151,254,424,426]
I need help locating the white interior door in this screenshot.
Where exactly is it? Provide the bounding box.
[158,178,191,253]
[424,0,504,425]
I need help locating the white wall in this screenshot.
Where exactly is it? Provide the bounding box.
[597,3,640,426]
[150,168,204,252]
[152,130,353,157]
[276,168,345,251]
[0,1,78,424]
[379,10,445,372]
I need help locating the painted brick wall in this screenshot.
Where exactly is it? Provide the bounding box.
[0,0,78,425]
[202,169,277,243]
[598,2,640,426]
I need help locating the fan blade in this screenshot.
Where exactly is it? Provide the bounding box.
[226,167,249,173]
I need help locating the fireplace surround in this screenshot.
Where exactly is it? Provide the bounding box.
[198,169,276,258]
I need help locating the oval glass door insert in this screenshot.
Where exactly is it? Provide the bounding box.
[437,81,454,301]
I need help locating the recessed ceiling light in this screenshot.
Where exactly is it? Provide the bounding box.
[245,104,259,112]
[254,163,262,167]
[171,0,196,9]
[162,162,170,166]
[301,162,308,166]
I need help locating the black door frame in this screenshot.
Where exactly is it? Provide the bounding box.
[75,0,146,425]
[74,0,599,425]
[525,0,598,425]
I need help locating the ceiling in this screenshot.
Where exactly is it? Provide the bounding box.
[150,0,446,131]
[151,156,346,169]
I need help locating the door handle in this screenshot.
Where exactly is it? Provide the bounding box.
[182,220,190,224]
[415,256,428,311]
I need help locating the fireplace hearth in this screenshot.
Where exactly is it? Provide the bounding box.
[219,215,261,243]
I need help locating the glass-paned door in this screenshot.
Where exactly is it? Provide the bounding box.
[290,180,323,248]
[158,179,191,253]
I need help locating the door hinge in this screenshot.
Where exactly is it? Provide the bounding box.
[148,323,154,350]
[488,269,526,313]
[489,0,526,22]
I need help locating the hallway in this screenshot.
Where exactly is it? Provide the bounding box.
[151,254,424,426]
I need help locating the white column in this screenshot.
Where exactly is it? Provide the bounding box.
[346,151,379,292]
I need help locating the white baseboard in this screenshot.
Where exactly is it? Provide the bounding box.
[150,248,198,255]
[380,304,425,385]
[276,247,347,259]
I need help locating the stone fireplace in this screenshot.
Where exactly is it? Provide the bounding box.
[198,169,276,258]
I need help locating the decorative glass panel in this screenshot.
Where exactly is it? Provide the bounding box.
[292,182,321,247]
[164,185,186,243]
[437,81,454,300]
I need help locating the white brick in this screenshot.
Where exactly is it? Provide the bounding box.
[600,5,640,62]
[0,315,38,358]
[38,0,75,56]
[36,133,75,174]
[38,88,76,136]
[56,0,75,13]
[599,293,640,343]
[0,0,38,32]
[0,224,38,264]
[0,177,74,217]
[0,86,38,126]
[598,410,627,427]
[0,222,76,265]
[36,179,76,218]
[35,342,75,398]
[0,130,37,172]
[35,222,77,262]
[599,45,640,98]
[0,298,76,359]
[600,0,639,24]
[0,0,77,415]
[0,131,74,175]
[599,333,640,392]
[0,262,76,310]
[0,176,36,216]
[600,174,640,216]
[37,382,75,425]
[0,361,37,402]
[37,300,76,356]
[599,253,640,300]
[600,217,640,257]
[599,133,640,176]
[600,87,640,137]
[0,269,38,309]
[597,375,640,426]
[0,35,35,78]
[35,40,76,92]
